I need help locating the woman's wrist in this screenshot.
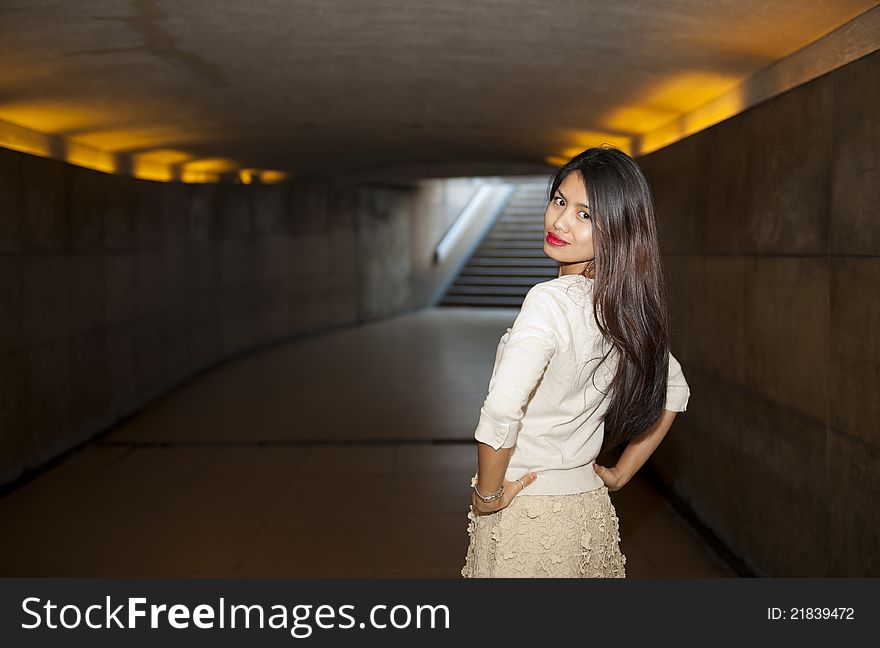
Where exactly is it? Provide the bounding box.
[472,488,504,513]
[613,465,632,485]
[473,481,504,503]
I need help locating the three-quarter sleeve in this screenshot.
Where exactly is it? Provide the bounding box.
[664,350,690,412]
[474,284,567,450]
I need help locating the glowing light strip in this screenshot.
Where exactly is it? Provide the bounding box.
[0,118,290,184]
[633,4,880,156]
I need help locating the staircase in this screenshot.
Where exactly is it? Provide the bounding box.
[439,180,559,308]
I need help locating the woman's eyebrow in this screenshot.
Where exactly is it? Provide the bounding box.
[556,189,590,209]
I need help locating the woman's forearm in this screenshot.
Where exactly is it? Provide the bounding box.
[476,443,514,494]
[615,408,678,484]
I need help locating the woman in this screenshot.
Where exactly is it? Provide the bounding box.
[461,145,691,578]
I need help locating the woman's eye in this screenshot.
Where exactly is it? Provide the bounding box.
[553,196,563,206]
[579,211,591,220]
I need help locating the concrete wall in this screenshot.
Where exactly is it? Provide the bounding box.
[0,151,481,488]
[355,185,416,321]
[639,49,880,576]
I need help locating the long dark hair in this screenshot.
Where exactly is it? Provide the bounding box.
[547,144,670,452]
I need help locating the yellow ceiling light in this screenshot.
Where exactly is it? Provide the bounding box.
[69,128,180,153]
[0,102,100,134]
[0,115,291,185]
[239,168,290,184]
[259,170,289,184]
[544,155,569,167]
[132,162,173,183]
[604,104,680,135]
[546,130,634,167]
[183,157,238,173]
[636,85,747,156]
[181,170,220,184]
[239,168,258,184]
[64,141,116,174]
[0,118,116,173]
[133,148,192,166]
[0,119,53,157]
[131,148,192,182]
[181,158,238,183]
[603,71,742,136]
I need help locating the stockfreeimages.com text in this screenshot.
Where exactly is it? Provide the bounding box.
[22,596,450,637]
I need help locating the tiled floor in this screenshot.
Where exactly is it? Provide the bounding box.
[0,307,735,577]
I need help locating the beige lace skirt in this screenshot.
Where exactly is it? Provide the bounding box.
[461,485,627,578]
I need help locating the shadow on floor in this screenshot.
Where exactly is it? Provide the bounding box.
[0,307,735,577]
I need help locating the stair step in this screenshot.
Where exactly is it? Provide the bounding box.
[497,217,542,224]
[492,229,546,236]
[486,230,544,237]
[476,242,548,252]
[505,202,545,208]
[439,295,526,307]
[484,235,544,242]
[465,257,558,267]
[445,285,531,297]
[482,240,544,248]
[503,207,546,214]
[475,246,545,253]
[479,241,545,249]
[453,276,546,287]
[496,224,542,231]
[507,194,547,203]
[458,267,557,278]
[471,250,548,259]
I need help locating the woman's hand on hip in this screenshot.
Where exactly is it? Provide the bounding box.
[471,472,537,516]
[593,463,627,491]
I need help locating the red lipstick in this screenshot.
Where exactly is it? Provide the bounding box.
[546,232,568,247]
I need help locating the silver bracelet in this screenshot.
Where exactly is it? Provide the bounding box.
[473,482,504,503]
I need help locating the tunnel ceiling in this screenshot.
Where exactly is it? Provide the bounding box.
[0,0,875,182]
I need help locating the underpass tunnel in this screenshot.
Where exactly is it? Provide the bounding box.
[0,1,879,577]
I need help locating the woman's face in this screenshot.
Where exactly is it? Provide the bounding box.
[543,171,595,269]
